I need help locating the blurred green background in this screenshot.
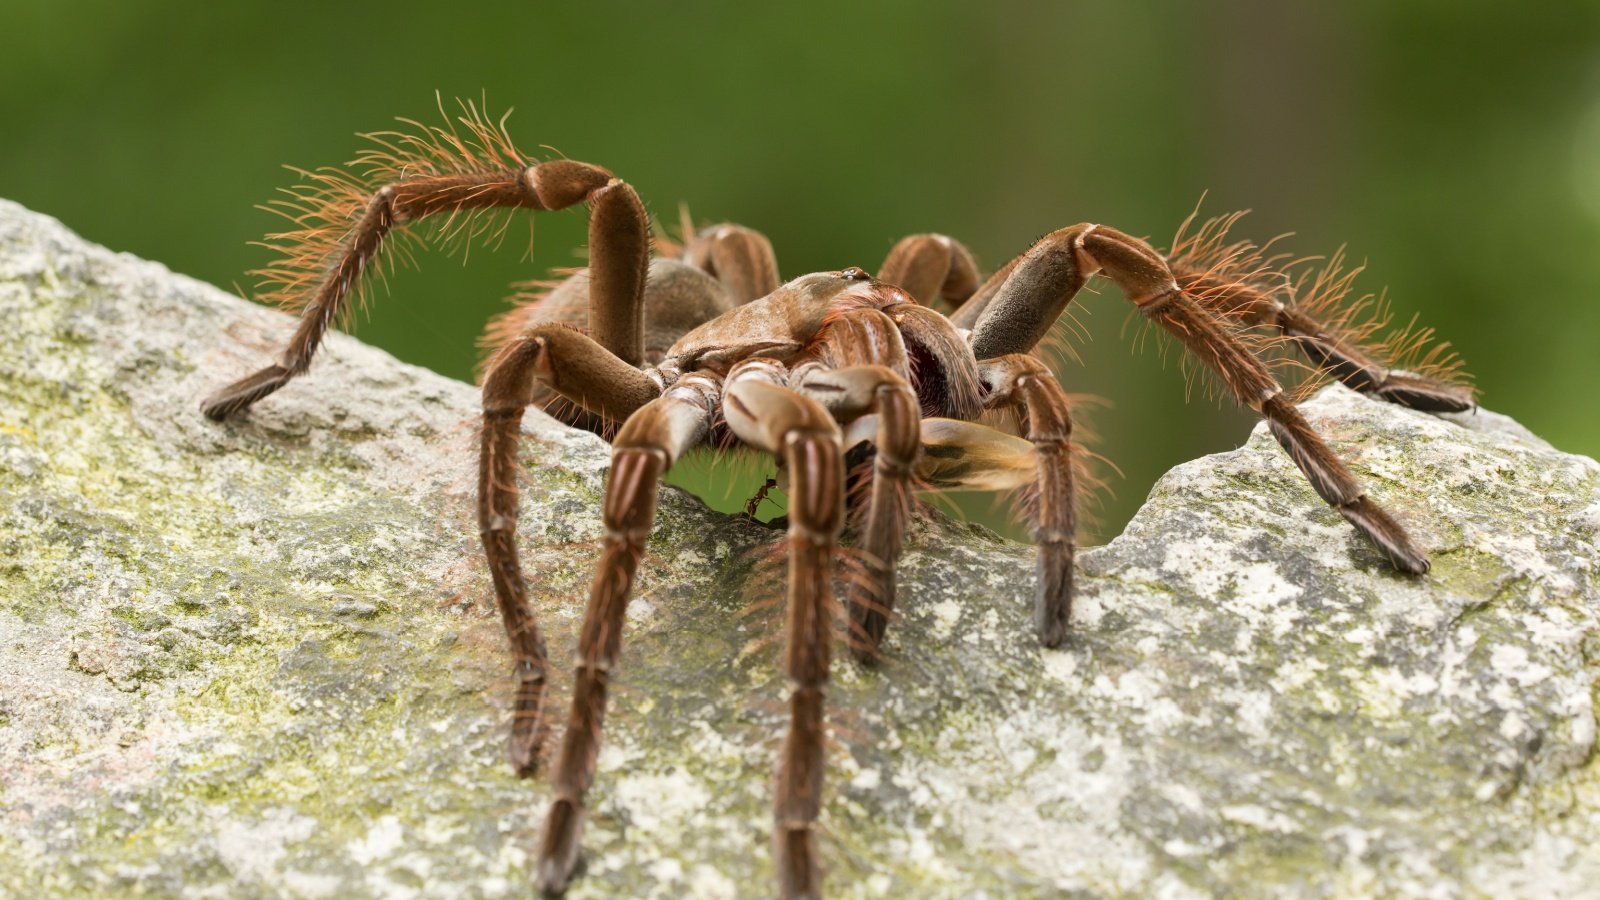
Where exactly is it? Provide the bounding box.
[5,1,1598,544]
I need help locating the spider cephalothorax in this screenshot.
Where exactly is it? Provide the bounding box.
[200,103,1474,898]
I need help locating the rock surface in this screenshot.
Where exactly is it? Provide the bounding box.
[2,197,1598,898]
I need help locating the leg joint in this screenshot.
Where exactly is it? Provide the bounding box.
[1135,285,1183,316]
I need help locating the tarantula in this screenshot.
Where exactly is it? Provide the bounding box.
[199,104,1473,898]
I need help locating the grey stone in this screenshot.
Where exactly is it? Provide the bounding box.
[1,197,1597,898]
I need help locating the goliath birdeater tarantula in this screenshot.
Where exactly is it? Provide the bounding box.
[199,103,1474,898]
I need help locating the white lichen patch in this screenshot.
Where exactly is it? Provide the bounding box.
[347,815,407,865]
[4,199,1600,897]
[1219,803,1300,834]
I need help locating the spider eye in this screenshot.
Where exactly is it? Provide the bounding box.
[841,266,872,282]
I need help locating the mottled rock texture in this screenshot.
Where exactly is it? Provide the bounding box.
[2,197,1598,898]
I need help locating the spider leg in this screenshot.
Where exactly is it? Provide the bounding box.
[723,360,844,900]
[795,300,993,656]
[793,305,938,661]
[680,223,781,304]
[967,224,1429,574]
[793,359,920,664]
[478,326,664,783]
[203,158,650,418]
[1182,271,1475,412]
[948,253,1024,331]
[489,260,742,438]
[527,373,720,895]
[1276,310,1473,411]
[977,355,1077,646]
[878,234,980,312]
[483,325,661,424]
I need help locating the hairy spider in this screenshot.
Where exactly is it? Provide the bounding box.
[199,103,1474,898]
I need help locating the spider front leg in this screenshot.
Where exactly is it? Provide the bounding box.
[481,332,727,885]
[203,156,650,418]
[478,325,664,779]
[793,360,920,663]
[793,307,923,661]
[968,224,1429,574]
[1176,261,1475,412]
[794,297,989,657]
[537,374,720,895]
[977,354,1077,647]
[723,360,844,900]
[797,298,987,656]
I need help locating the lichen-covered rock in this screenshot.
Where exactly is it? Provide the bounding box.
[2,197,1597,898]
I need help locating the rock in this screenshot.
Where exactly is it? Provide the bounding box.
[1,197,1597,898]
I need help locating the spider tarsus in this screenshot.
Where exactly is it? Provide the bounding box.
[199,364,294,420]
[1035,536,1074,648]
[1370,373,1475,413]
[775,826,822,900]
[848,602,891,664]
[846,587,892,665]
[1287,327,1473,413]
[847,642,884,667]
[509,753,540,779]
[1338,496,1431,574]
[536,799,584,896]
[507,721,546,778]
